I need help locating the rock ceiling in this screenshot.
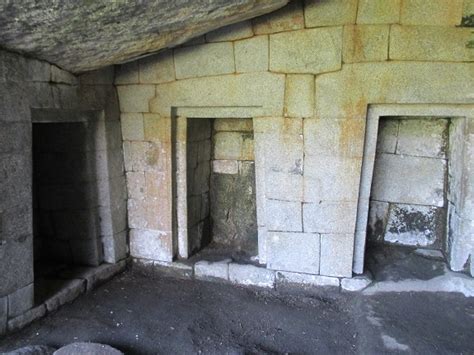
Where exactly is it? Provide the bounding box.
[0,0,287,73]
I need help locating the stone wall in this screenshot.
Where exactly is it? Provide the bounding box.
[115,0,473,278]
[0,50,127,334]
[367,117,448,250]
[211,118,257,254]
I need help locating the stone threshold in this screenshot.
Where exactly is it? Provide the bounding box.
[6,260,128,334]
[132,257,373,292]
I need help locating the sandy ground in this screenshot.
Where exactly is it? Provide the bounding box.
[0,266,473,355]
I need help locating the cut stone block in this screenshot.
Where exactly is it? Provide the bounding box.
[0,296,6,335]
[54,343,123,355]
[7,304,46,333]
[396,118,448,158]
[267,232,320,274]
[174,42,235,79]
[253,0,304,34]
[303,201,358,234]
[206,21,253,42]
[284,74,314,118]
[341,273,372,291]
[304,156,362,202]
[269,28,342,74]
[276,271,340,288]
[265,199,302,232]
[400,0,463,26]
[212,160,238,174]
[304,118,365,158]
[129,228,173,262]
[45,279,86,312]
[144,114,171,143]
[116,85,154,113]
[304,0,358,27]
[357,0,401,24]
[51,65,78,85]
[320,234,354,278]
[194,259,231,281]
[139,50,175,84]
[228,263,275,288]
[213,131,243,160]
[343,25,389,63]
[150,72,285,118]
[385,204,446,247]
[120,113,144,141]
[115,61,139,84]
[265,170,303,202]
[376,118,399,154]
[367,200,390,243]
[371,153,446,207]
[235,35,269,73]
[390,25,472,62]
[7,283,34,318]
[214,118,253,132]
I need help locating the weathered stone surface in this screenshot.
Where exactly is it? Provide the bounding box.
[116,85,154,113]
[303,201,358,234]
[214,118,253,132]
[6,345,56,355]
[212,160,239,174]
[357,0,401,24]
[400,0,463,26]
[371,153,446,207]
[343,25,389,63]
[269,28,342,74]
[267,232,320,274]
[284,74,314,117]
[0,1,288,73]
[265,200,302,232]
[367,200,390,243]
[206,21,253,42]
[234,35,269,73]
[315,62,472,119]
[385,204,446,247]
[54,343,123,355]
[228,263,275,288]
[130,229,173,262]
[390,25,473,62]
[276,271,340,288]
[7,283,34,318]
[0,296,6,335]
[194,259,231,281]
[253,0,304,34]
[115,62,139,85]
[7,305,46,333]
[121,113,144,141]
[304,156,362,202]
[376,119,399,154]
[304,0,358,27]
[51,66,78,85]
[150,72,285,117]
[396,118,448,158]
[214,132,244,160]
[319,234,354,278]
[174,42,235,79]
[44,279,86,312]
[341,273,372,291]
[138,51,175,84]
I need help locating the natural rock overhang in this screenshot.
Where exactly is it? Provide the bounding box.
[0,0,288,73]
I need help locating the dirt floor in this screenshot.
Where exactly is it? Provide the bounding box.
[1,265,473,355]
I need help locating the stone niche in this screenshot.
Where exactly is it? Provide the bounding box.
[178,117,257,259]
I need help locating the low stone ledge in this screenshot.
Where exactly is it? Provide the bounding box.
[195,259,231,281]
[45,279,86,313]
[276,271,340,289]
[133,258,194,280]
[228,263,275,288]
[341,273,373,292]
[7,304,46,333]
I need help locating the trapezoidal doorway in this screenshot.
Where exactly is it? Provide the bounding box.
[354,105,474,279]
[175,117,258,261]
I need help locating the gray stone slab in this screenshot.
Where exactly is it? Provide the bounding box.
[371,153,446,207]
[7,304,46,333]
[194,259,231,281]
[303,201,357,234]
[341,273,372,292]
[267,232,320,274]
[8,283,34,318]
[228,263,275,288]
[45,279,86,313]
[265,199,302,232]
[0,296,6,335]
[320,234,354,278]
[5,345,56,355]
[276,271,340,288]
